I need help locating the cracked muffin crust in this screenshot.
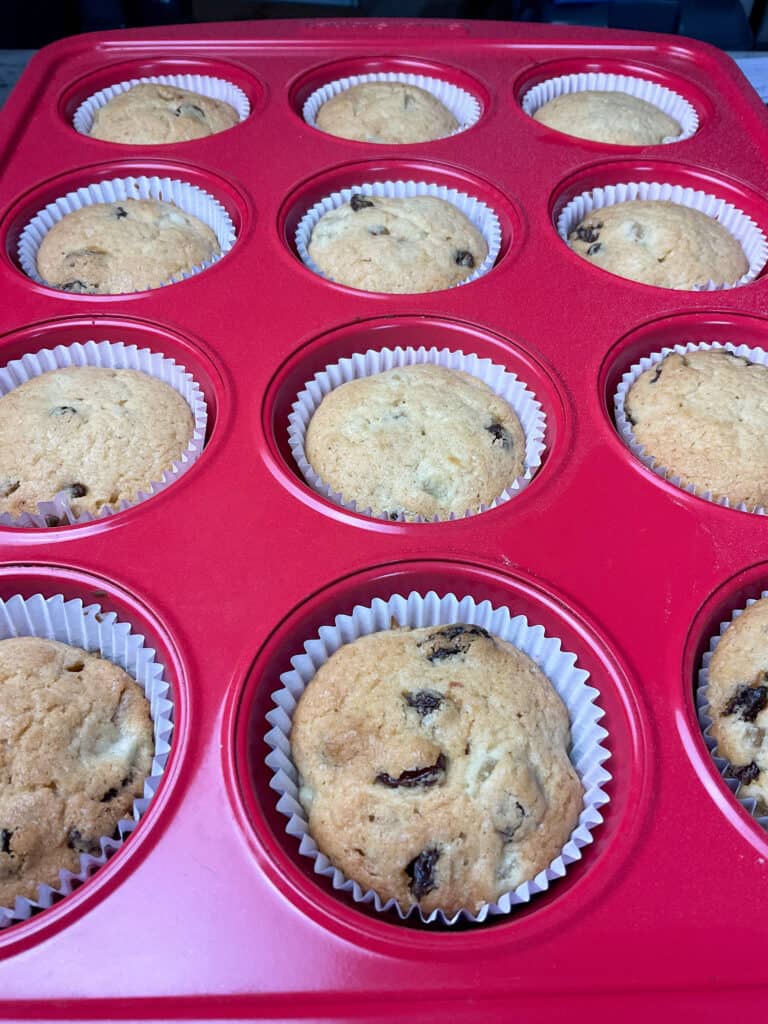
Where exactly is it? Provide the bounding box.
[0,637,153,905]
[88,82,240,144]
[291,623,583,916]
[708,597,768,813]
[315,81,458,144]
[304,364,526,520]
[0,366,194,520]
[36,198,220,294]
[568,200,748,289]
[533,91,681,145]
[306,194,488,293]
[623,349,768,509]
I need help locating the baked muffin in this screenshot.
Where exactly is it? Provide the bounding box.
[568,200,748,289]
[0,637,153,904]
[36,198,220,294]
[707,597,768,812]
[306,194,488,293]
[88,83,240,144]
[315,81,458,144]
[623,349,768,508]
[291,623,583,917]
[304,364,526,519]
[533,91,681,145]
[0,366,194,519]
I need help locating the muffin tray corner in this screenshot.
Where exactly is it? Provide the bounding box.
[0,17,767,1020]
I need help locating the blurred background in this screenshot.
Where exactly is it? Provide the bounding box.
[3,0,766,51]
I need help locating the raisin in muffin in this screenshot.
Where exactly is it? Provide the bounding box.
[291,623,583,917]
[306,194,488,293]
[88,83,239,144]
[623,349,768,508]
[533,91,681,146]
[568,200,748,289]
[707,597,768,812]
[0,366,194,519]
[315,82,458,144]
[304,364,526,519]
[0,637,153,904]
[35,198,220,294]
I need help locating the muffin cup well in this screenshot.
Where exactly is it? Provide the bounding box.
[0,592,173,928]
[522,72,698,144]
[295,180,501,291]
[18,175,236,293]
[287,345,546,521]
[0,339,207,528]
[557,181,768,290]
[303,72,480,139]
[73,74,251,137]
[265,590,611,926]
[614,340,768,515]
[697,595,768,832]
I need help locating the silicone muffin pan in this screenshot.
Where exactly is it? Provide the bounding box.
[0,17,767,1020]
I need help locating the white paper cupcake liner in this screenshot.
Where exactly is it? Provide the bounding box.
[615,340,768,515]
[265,590,611,925]
[296,180,501,292]
[18,175,236,292]
[0,593,174,928]
[0,339,207,529]
[557,181,768,290]
[288,345,546,521]
[697,594,768,832]
[73,74,250,137]
[303,72,480,139]
[522,72,698,144]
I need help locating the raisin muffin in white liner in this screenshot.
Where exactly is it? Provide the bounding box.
[288,346,545,522]
[0,340,207,528]
[73,74,250,142]
[296,180,501,293]
[18,175,236,294]
[614,341,768,515]
[0,593,173,928]
[522,72,697,145]
[557,181,767,291]
[303,72,480,143]
[265,591,611,925]
[698,593,768,832]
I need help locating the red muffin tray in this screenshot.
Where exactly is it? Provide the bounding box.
[0,17,767,1020]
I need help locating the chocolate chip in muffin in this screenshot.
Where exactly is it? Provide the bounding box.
[68,482,88,499]
[66,829,101,855]
[404,689,444,716]
[0,829,12,855]
[44,514,63,527]
[367,225,390,236]
[650,365,663,384]
[732,761,761,785]
[50,405,78,417]
[454,249,475,268]
[497,801,527,841]
[486,422,512,450]
[114,206,128,219]
[723,679,768,722]
[375,752,447,789]
[174,103,206,122]
[573,223,602,244]
[60,280,90,293]
[420,623,492,662]
[587,243,602,256]
[350,194,375,212]
[0,480,19,498]
[406,847,440,899]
